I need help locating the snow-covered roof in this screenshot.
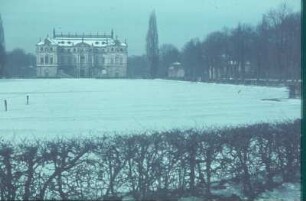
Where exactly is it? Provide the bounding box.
[172,62,181,65]
[37,38,58,46]
[37,34,127,47]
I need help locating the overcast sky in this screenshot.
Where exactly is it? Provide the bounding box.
[0,0,301,56]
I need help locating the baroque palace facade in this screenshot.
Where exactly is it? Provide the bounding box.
[36,29,127,78]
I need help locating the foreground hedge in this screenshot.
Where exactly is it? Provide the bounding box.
[0,120,300,200]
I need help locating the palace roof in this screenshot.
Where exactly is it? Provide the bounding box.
[37,33,127,47]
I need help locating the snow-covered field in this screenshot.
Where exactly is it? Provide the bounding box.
[0,79,301,140]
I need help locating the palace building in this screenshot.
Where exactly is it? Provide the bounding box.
[36,29,127,78]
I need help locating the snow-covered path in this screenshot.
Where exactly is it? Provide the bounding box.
[0,79,301,140]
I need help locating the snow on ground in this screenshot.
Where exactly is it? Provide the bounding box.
[0,79,301,140]
[255,183,301,201]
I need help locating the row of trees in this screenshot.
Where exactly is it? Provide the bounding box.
[0,14,36,78]
[4,49,36,77]
[140,5,300,80]
[0,120,300,200]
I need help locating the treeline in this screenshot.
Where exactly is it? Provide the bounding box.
[4,49,36,78]
[0,120,300,200]
[129,5,301,81]
[0,14,36,78]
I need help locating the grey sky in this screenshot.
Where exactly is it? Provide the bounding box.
[0,0,301,56]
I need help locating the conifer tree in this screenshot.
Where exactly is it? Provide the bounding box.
[0,14,5,77]
[146,10,159,78]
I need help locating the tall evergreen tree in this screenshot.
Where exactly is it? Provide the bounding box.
[146,10,159,78]
[0,14,5,77]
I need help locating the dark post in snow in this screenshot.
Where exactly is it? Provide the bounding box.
[26,95,29,105]
[4,99,7,111]
[288,84,296,98]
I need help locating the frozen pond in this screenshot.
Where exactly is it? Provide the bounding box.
[0,79,301,140]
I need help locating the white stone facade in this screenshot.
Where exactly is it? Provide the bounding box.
[36,31,127,78]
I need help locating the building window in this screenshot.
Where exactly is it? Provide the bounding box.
[80,55,85,63]
[50,57,53,64]
[40,57,44,64]
[115,56,119,63]
[110,58,114,64]
[45,55,49,64]
[45,48,48,52]
[50,47,53,52]
[40,47,43,52]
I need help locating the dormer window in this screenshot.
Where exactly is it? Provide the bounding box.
[95,42,99,45]
[67,41,71,44]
